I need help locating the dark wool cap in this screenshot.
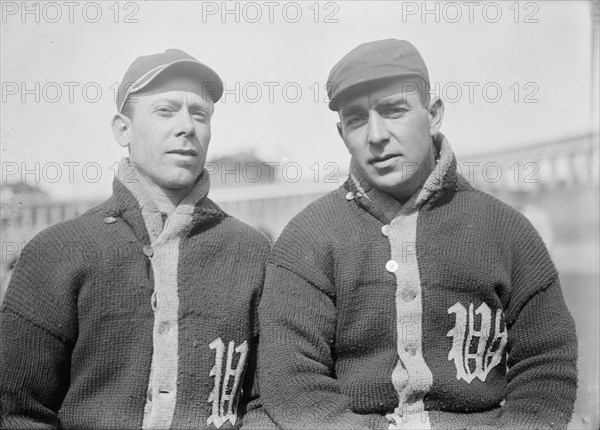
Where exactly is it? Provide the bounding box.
[116,49,223,113]
[327,39,430,111]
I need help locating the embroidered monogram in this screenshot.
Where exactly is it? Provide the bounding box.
[207,338,249,428]
[447,302,507,383]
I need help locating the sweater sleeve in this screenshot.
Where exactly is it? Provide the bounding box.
[497,276,577,429]
[426,215,578,430]
[495,215,578,429]
[258,220,389,430]
[0,230,78,429]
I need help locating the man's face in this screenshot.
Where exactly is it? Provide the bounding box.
[337,80,443,202]
[123,90,213,192]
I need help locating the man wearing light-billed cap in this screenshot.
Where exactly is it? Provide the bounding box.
[1,49,271,429]
[255,39,577,429]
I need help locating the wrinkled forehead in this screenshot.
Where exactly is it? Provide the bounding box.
[338,77,427,116]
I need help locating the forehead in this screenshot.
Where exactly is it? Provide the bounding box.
[338,79,425,115]
[132,90,214,108]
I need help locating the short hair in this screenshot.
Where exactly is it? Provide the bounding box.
[420,87,431,108]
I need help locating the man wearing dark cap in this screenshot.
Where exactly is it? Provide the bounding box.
[1,49,270,429]
[254,39,577,429]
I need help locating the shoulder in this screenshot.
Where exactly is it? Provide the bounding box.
[282,187,348,234]
[222,216,271,246]
[21,197,116,255]
[202,198,271,253]
[469,188,537,231]
[450,186,536,230]
[452,187,552,264]
[272,187,349,260]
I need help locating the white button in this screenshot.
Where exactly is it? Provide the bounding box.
[103,216,117,224]
[381,225,392,236]
[385,260,399,273]
[345,191,355,200]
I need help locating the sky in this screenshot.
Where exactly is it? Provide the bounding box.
[1,0,596,199]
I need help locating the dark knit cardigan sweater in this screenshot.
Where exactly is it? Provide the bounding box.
[0,163,271,429]
[255,136,577,430]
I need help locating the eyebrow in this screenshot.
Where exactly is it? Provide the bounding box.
[340,105,364,118]
[151,97,213,111]
[375,95,410,109]
[340,93,411,117]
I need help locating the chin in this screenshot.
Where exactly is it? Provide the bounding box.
[371,174,414,199]
[162,174,199,191]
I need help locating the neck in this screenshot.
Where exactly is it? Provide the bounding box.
[136,174,194,216]
[393,148,437,202]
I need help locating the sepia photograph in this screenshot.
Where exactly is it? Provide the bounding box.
[1,1,598,429]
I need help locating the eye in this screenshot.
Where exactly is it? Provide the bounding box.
[154,106,174,116]
[382,107,406,118]
[344,115,366,128]
[192,110,209,122]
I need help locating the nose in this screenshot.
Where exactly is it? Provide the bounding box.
[367,111,390,146]
[175,110,195,138]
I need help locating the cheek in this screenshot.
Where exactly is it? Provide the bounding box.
[129,130,157,161]
[342,132,366,157]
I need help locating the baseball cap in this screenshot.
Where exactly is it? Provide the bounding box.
[116,49,223,113]
[327,39,430,111]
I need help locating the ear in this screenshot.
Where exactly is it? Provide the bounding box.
[112,114,132,148]
[428,97,444,136]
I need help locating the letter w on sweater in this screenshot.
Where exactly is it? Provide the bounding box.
[447,302,507,383]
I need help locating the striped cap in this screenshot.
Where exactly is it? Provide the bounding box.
[116,49,223,113]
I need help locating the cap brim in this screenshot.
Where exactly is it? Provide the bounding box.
[328,73,428,111]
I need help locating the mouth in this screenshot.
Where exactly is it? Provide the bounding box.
[166,149,198,157]
[370,154,401,165]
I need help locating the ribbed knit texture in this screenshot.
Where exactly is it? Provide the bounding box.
[252,135,578,430]
[0,168,271,429]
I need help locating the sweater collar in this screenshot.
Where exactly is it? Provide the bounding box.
[110,158,226,242]
[346,133,460,223]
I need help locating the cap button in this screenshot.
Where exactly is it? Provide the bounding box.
[103,216,117,224]
[143,245,154,257]
[345,191,355,201]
